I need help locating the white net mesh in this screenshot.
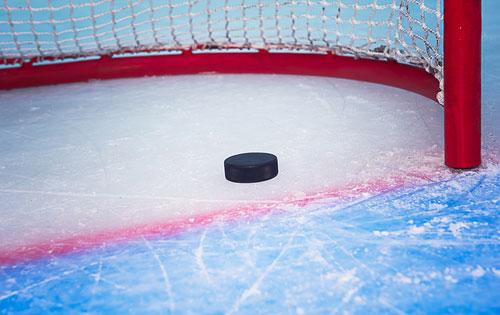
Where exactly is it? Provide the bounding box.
[0,0,443,100]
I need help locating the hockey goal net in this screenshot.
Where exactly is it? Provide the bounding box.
[0,0,481,168]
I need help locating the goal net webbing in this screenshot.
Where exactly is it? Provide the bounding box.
[0,0,443,101]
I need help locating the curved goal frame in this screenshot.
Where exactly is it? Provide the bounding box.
[0,0,481,169]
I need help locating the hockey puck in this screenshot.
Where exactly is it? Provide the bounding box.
[224,152,278,183]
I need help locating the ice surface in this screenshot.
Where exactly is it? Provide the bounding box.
[0,166,499,313]
[0,1,500,313]
[0,74,447,251]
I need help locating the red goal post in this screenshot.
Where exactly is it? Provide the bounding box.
[0,0,481,169]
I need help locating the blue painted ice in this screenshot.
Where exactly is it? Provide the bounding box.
[1,165,499,313]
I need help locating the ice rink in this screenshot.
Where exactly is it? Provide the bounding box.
[1,1,499,313]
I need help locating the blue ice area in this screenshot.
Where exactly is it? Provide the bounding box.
[1,166,500,314]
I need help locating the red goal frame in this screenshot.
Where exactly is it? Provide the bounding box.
[0,0,481,169]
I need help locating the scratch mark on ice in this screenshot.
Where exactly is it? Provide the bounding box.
[194,230,211,283]
[0,263,97,301]
[92,244,105,291]
[100,278,127,290]
[226,231,297,315]
[141,236,175,313]
[335,241,376,277]
[379,297,406,315]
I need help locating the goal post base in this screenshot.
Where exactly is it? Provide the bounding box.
[0,50,439,99]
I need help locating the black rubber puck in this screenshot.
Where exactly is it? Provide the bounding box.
[224,152,278,183]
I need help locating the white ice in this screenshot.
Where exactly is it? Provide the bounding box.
[0,73,453,250]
